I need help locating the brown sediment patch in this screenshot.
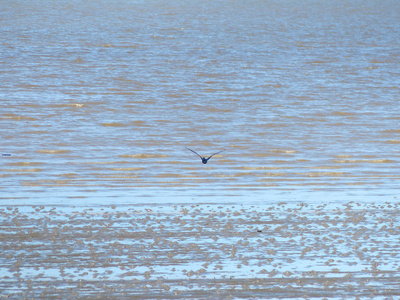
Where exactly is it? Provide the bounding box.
[271,149,297,154]
[101,122,127,127]
[332,111,355,117]
[58,173,78,178]
[252,151,295,158]
[262,172,287,176]
[1,168,43,173]
[240,166,290,171]
[76,161,130,165]
[119,154,167,159]
[1,202,399,298]
[153,160,185,165]
[381,129,400,133]
[36,150,70,154]
[110,167,144,171]
[307,166,342,170]
[20,179,70,186]
[6,162,45,166]
[96,175,139,179]
[154,173,191,178]
[295,172,345,177]
[333,159,395,164]
[2,113,37,120]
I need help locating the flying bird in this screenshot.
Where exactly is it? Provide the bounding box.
[185,147,224,164]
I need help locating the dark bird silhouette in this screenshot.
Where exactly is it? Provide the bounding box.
[185,147,224,164]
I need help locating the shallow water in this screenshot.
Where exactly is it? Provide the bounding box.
[1,0,400,298]
[1,202,400,298]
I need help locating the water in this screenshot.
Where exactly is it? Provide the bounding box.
[1,0,400,298]
[1,0,400,204]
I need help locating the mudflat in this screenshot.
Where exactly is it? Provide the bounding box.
[1,201,399,299]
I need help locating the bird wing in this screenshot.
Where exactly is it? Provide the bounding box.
[207,149,225,160]
[185,147,203,159]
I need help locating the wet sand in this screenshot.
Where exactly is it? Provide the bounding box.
[1,201,400,299]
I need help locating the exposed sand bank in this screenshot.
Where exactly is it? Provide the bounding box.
[1,201,400,299]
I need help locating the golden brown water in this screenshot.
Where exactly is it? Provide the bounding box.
[1,0,399,202]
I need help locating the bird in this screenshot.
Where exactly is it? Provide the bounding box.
[185,147,224,164]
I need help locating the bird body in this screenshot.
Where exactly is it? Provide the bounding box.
[185,147,224,164]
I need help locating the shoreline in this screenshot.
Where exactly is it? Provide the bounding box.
[1,201,400,298]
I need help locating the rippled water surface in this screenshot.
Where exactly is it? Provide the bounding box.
[1,0,400,298]
[1,0,400,204]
